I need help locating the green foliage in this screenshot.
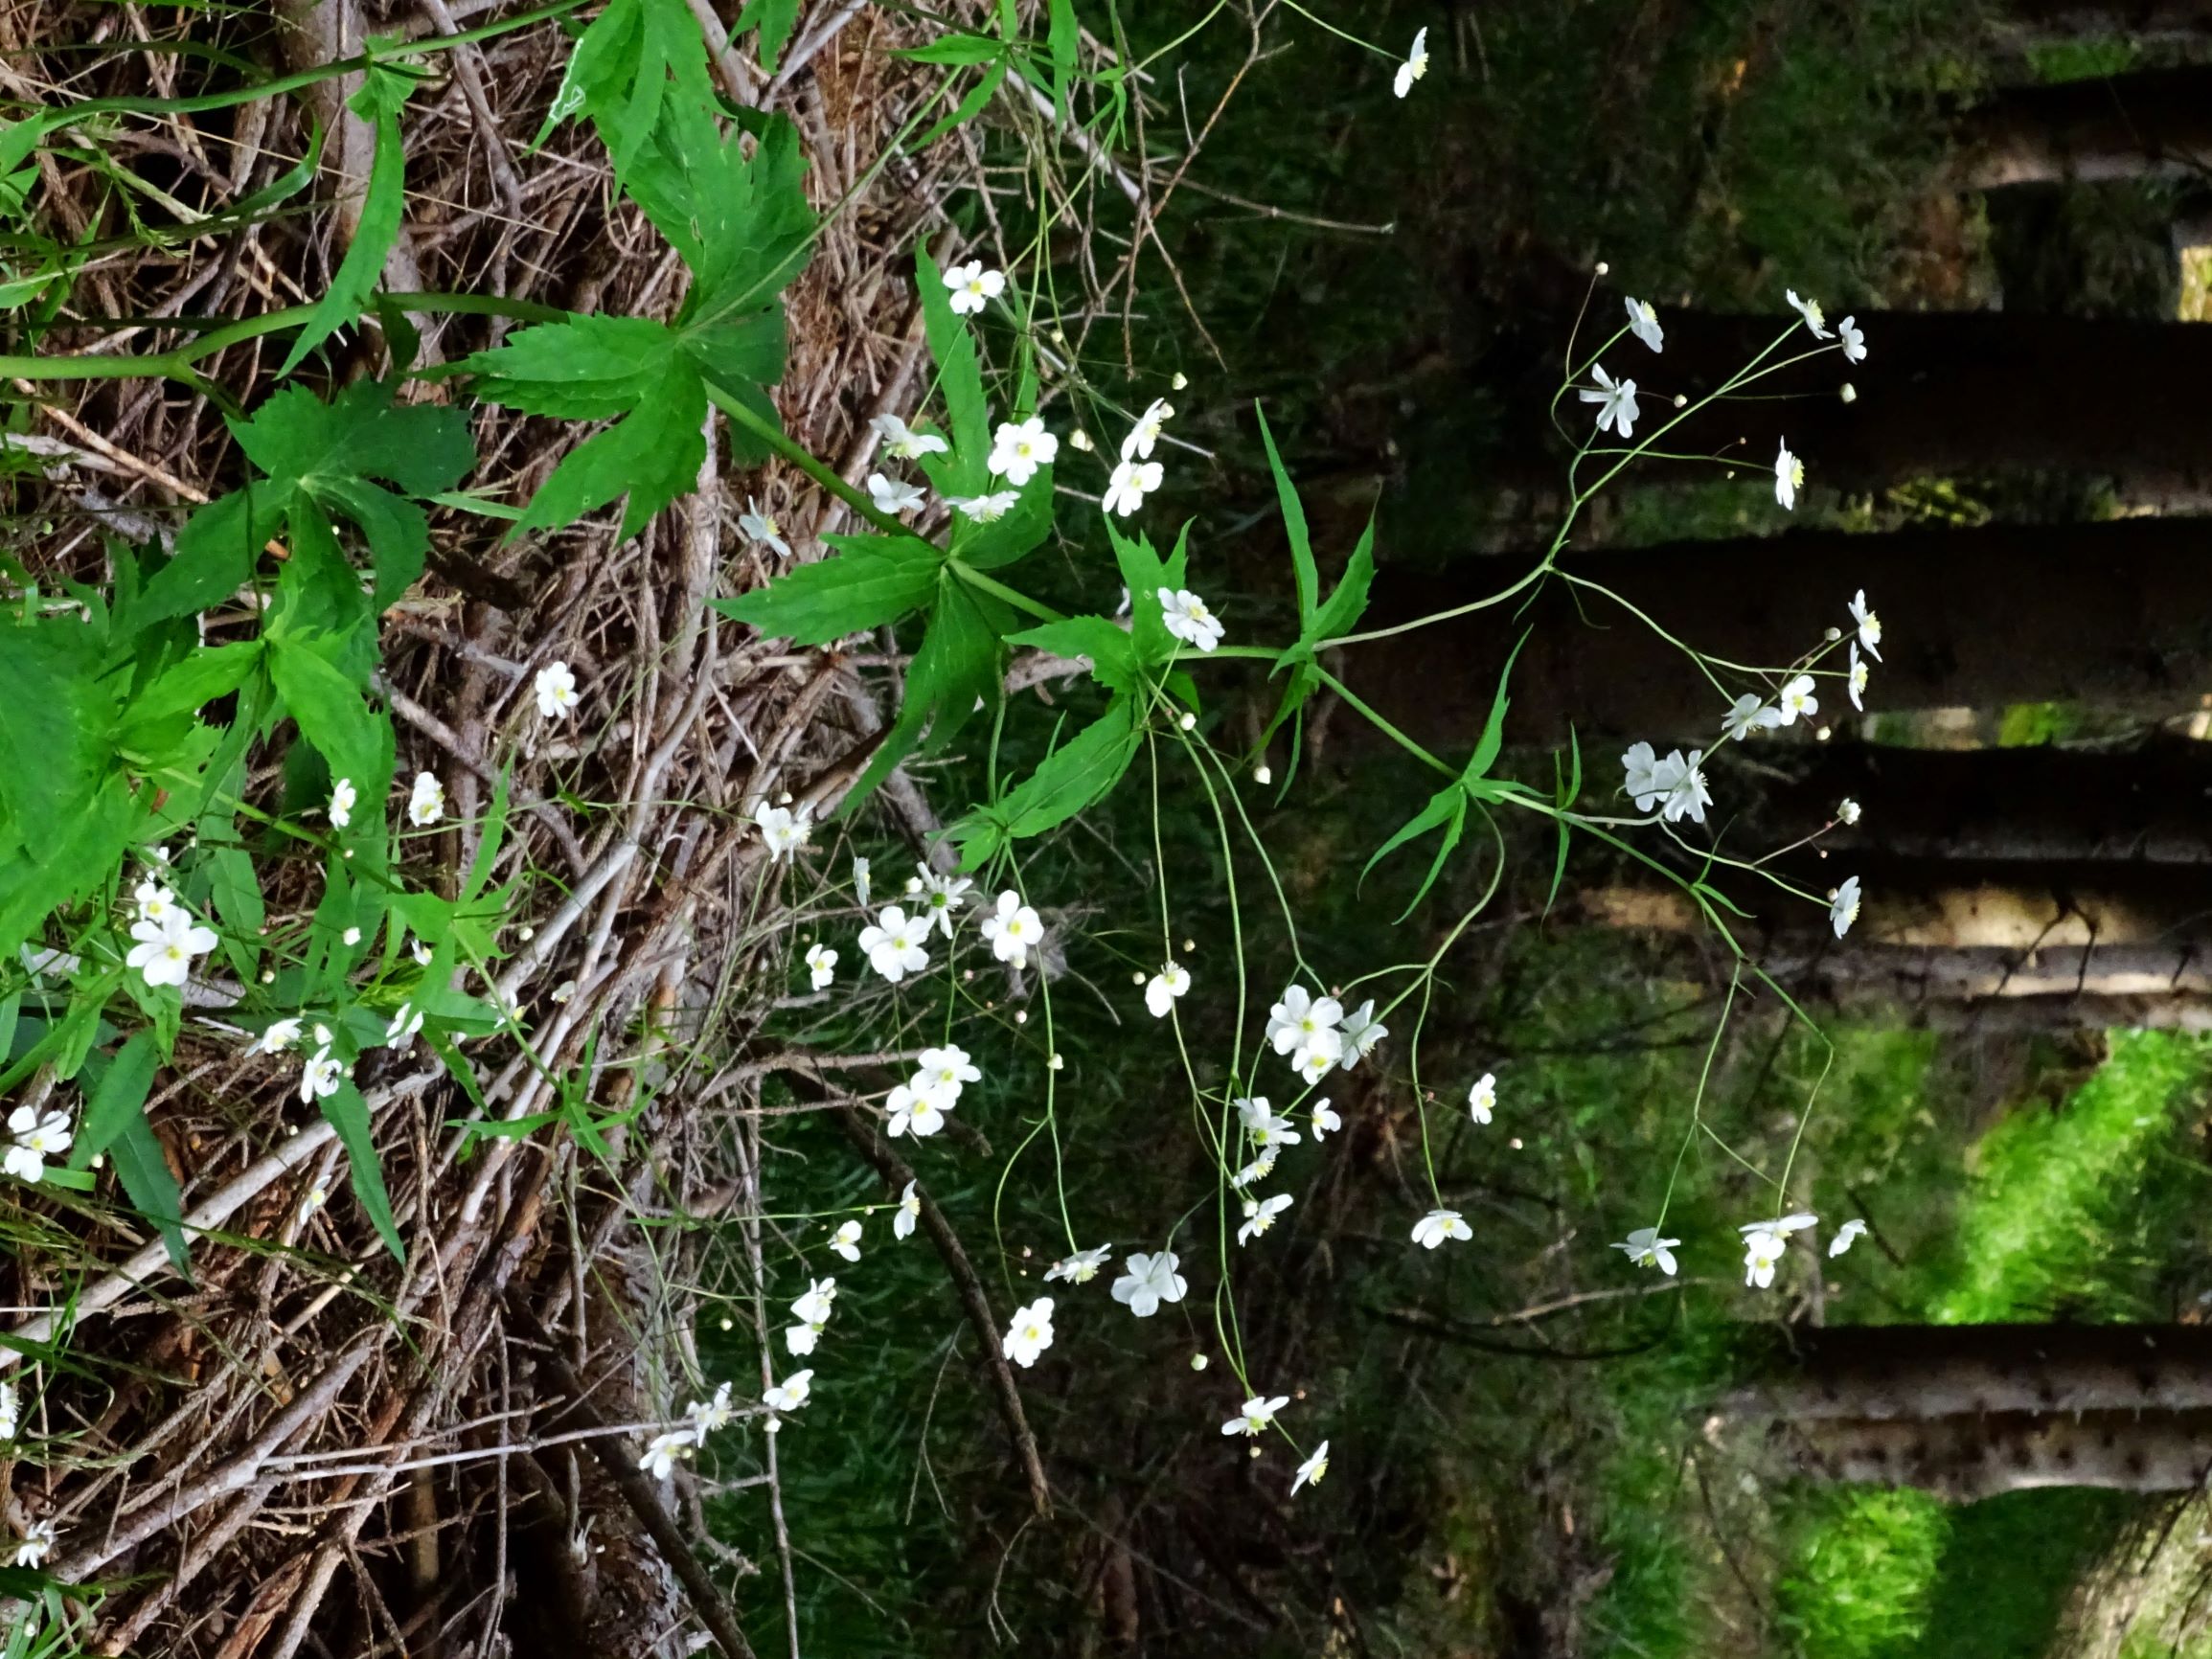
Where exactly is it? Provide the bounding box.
[1774,1488,1950,1659]
[279,61,417,375]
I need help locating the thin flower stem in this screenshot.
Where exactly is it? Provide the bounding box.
[948,560,1062,624]
[1307,667,1455,776]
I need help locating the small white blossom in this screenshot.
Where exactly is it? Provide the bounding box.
[1145,961,1191,1017]
[132,880,176,926]
[858,905,931,983]
[1236,1096,1301,1150]
[0,1378,17,1442]
[1625,296,1665,353]
[1848,589,1882,661]
[1614,1228,1679,1276]
[1122,398,1174,461]
[298,1184,327,1224]
[853,856,872,908]
[1786,289,1833,339]
[987,418,1059,486]
[895,1180,921,1240]
[4,1105,72,1185]
[866,472,925,517]
[299,1049,342,1103]
[1157,587,1224,652]
[1339,1000,1387,1067]
[1046,1243,1113,1284]
[1310,1098,1342,1139]
[784,1323,820,1356]
[1467,1073,1497,1125]
[754,802,812,860]
[1266,985,1342,1057]
[1003,1296,1056,1367]
[805,943,837,989]
[1238,1193,1292,1245]
[1837,797,1862,826]
[127,907,217,989]
[329,778,356,830]
[1777,673,1818,725]
[871,412,949,460]
[1830,875,1861,938]
[1580,364,1639,439]
[1662,750,1713,825]
[979,891,1041,968]
[915,865,972,938]
[944,260,1006,316]
[1290,1034,1340,1086]
[246,1017,302,1057]
[1775,440,1802,511]
[947,489,1021,523]
[1104,458,1164,517]
[1838,315,1866,364]
[340,926,361,947]
[791,1278,836,1329]
[383,1003,423,1048]
[534,661,580,720]
[1722,694,1785,741]
[741,497,790,557]
[407,771,445,827]
[1830,1218,1869,1258]
[1230,1151,1279,1190]
[1743,1228,1787,1290]
[885,1079,952,1138]
[831,1219,862,1262]
[1411,1208,1471,1249]
[1222,1394,1288,1437]
[1392,26,1428,98]
[1740,1213,1819,1239]
[641,1430,693,1481]
[762,1370,813,1427]
[11,1519,55,1568]
[1292,1440,1331,1494]
[1110,1250,1187,1317]
[411,938,434,966]
[916,1044,981,1098]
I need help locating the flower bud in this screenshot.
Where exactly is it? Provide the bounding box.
[1254,764,1273,785]
[1068,427,1094,452]
[1840,383,1858,403]
[1171,371,1189,391]
[1594,261,1609,276]
[1178,712,1197,731]
[1190,1352,1208,1370]
[1673,393,1687,408]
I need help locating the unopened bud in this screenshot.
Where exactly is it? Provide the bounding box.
[1840,383,1858,403]
[1190,1352,1208,1370]
[1014,1009,1028,1024]
[1171,371,1189,391]
[1178,712,1197,731]
[1067,427,1093,452]
[1254,763,1273,785]
[1673,393,1687,408]
[1047,1054,1064,1071]
[1594,261,1609,277]
[1824,625,1841,641]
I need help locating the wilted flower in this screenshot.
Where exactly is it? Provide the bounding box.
[1046,1243,1113,1284]
[685,1381,737,1443]
[1339,1000,1387,1067]
[11,1519,55,1568]
[1837,797,1862,826]
[853,856,872,908]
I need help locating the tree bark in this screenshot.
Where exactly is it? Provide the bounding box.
[1779,1408,2212,1498]
[1761,739,2212,866]
[1998,0,2212,35]
[1952,66,2212,188]
[1340,518,2212,749]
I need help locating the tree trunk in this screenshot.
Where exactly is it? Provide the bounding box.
[1953,66,2212,188]
[1340,518,2212,750]
[1998,0,2212,36]
[1781,1408,2212,1498]
[1761,738,2212,866]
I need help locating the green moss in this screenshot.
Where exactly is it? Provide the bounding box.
[1775,1488,1950,1659]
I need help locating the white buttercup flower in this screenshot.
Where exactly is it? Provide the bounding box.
[805,943,837,989]
[1411,1208,1471,1249]
[871,412,949,460]
[740,496,790,557]
[987,418,1058,486]
[979,891,1041,968]
[1392,26,1428,98]
[855,907,928,986]
[944,260,1006,316]
[1156,587,1223,652]
[1625,296,1665,352]
[1103,458,1163,517]
[534,661,579,720]
[407,771,445,827]
[1003,1297,1056,1367]
[866,472,925,517]
[1145,961,1191,1017]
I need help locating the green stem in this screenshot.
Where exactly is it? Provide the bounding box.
[949,560,1061,624]
[1310,666,1454,776]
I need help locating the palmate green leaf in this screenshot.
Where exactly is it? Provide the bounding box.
[1360,780,1469,922]
[733,0,802,72]
[1462,627,1531,795]
[1545,728,1583,919]
[116,639,262,739]
[949,694,1140,870]
[460,314,683,419]
[1106,520,1192,673]
[716,534,940,644]
[321,1080,404,1261]
[0,612,116,847]
[267,626,385,792]
[279,63,414,375]
[915,246,991,495]
[946,469,1054,571]
[848,574,1009,808]
[138,489,284,627]
[1005,615,1142,696]
[540,0,713,173]
[510,363,710,543]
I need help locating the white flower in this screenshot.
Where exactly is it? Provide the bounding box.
[1579,364,1639,439]
[1837,796,1861,826]
[858,905,931,983]
[1777,673,1818,725]
[1110,1250,1187,1317]
[1103,458,1164,517]
[1392,25,1428,98]
[916,1043,981,1099]
[987,418,1058,485]
[1230,1151,1279,1190]
[1266,985,1342,1057]
[1848,588,1882,661]
[1740,1213,1818,1239]
[1467,1073,1497,1125]
[534,661,580,721]
[1830,875,1861,939]
[0,1378,17,1442]
[686,1380,737,1443]
[1786,288,1832,339]
[762,1370,813,1423]
[1411,1208,1471,1249]
[641,1430,693,1481]
[1221,1394,1288,1437]
[407,771,445,827]
[127,906,217,989]
[885,1079,952,1138]
[1292,1439,1331,1494]
[803,942,838,989]
[132,880,176,925]
[1157,587,1223,652]
[1621,741,1667,810]
[1122,398,1174,461]
[753,802,812,860]
[1613,1228,1679,1276]
[1722,694,1784,741]
[1662,750,1712,826]
[1775,441,1802,511]
[979,891,1041,968]
[340,926,361,947]
[944,260,1006,315]
[298,1184,327,1224]
[1003,1296,1056,1367]
[791,1277,837,1328]
[1310,1098,1342,1139]
[4,1105,72,1185]
[1830,1218,1868,1258]
[871,412,949,460]
[383,1003,423,1048]
[411,938,434,966]
[247,1017,302,1057]
[1625,296,1665,353]
[1238,1193,1292,1245]
[1838,315,1866,364]
[1339,1000,1387,1067]
[1236,1096,1301,1150]
[1046,1243,1113,1284]
[817,1219,858,1264]
[1743,1228,1787,1290]
[1290,1033,1342,1086]
[1145,961,1191,1017]
[784,1323,820,1356]
[866,471,925,517]
[299,1049,342,1103]
[895,1180,921,1240]
[740,496,790,557]
[329,778,356,830]
[915,865,972,937]
[11,1519,55,1568]
[853,856,872,908]
[947,489,1021,523]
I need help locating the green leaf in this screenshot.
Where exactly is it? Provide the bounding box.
[1361,780,1468,921]
[950,695,1140,869]
[320,1080,404,1261]
[1106,520,1191,672]
[848,575,1007,807]
[738,0,802,72]
[268,628,382,786]
[908,57,1010,153]
[0,613,116,846]
[915,245,991,494]
[716,534,941,644]
[137,489,285,627]
[112,1109,189,1272]
[461,314,684,420]
[1545,729,1581,919]
[75,1028,158,1168]
[550,0,714,174]
[511,364,708,542]
[118,638,262,737]
[1255,405,1315,621]
[948,470,1054,571]
[896,33,1004,65]
[1047,0,1078,123]
[1463,627,1531,791]
[279,63,413,375]
[1005,615,1141,695]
